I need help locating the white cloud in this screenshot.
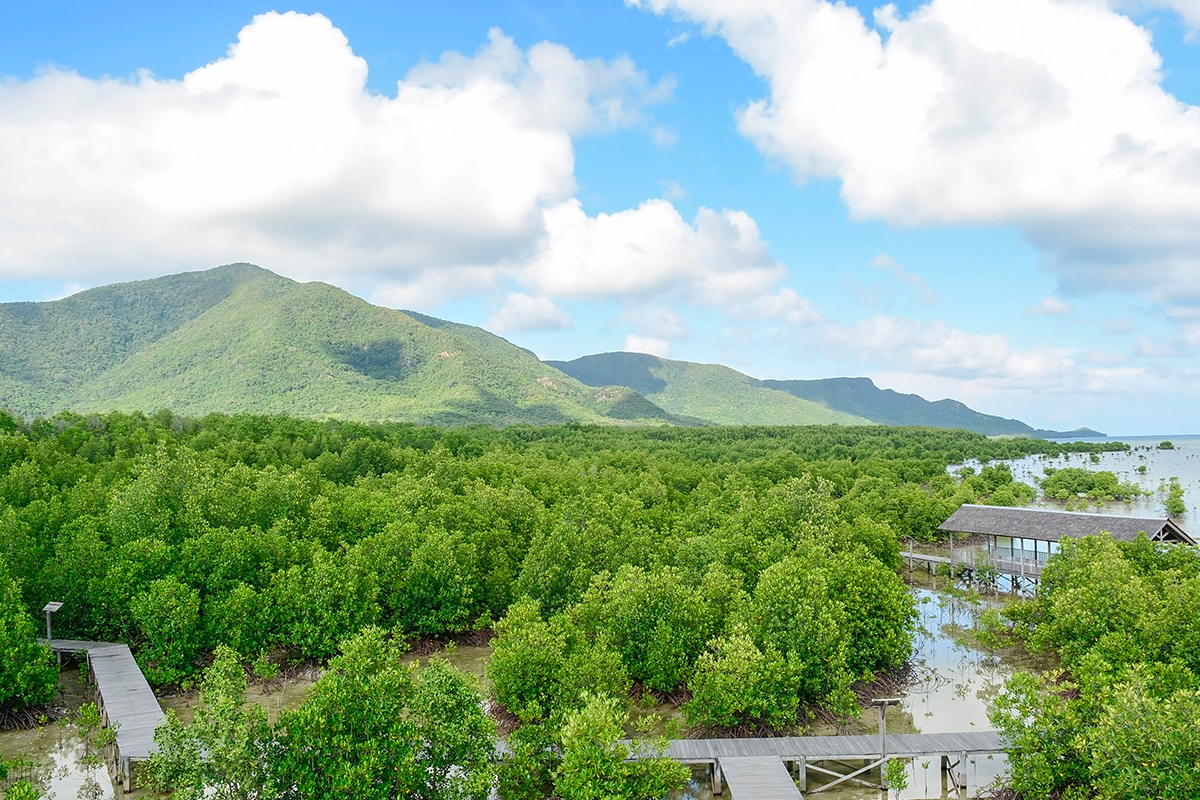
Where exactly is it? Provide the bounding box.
[821,316,1076,386]
[660,179,686,200]
[519,198,785,305]
[486,292,572,332]
[737,287,822,325]
[0,11,811,337]
[1027,296,1074,316]
[632,0,1200,303]
[624,334,672,357]
[371,267,501,310]
[0,14,665,283]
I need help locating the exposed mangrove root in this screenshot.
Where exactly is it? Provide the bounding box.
[0,704,69,731]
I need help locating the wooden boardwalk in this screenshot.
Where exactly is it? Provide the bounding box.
[665,730,1002,762]
[45,638,165,789]
[662,731,1002,797]
[717,756,802,800]
[905,542,1045,583]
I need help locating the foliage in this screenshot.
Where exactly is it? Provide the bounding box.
[272,627,494,800]
[883,757,909,798]
[129,575,202,685]
[1166,477,1186,517]
[0,557,57,714]
[2,782,39,800]
[1040,467,1144,501]
[554,693,688,800]
[682,627,798,731]
[571,565,725,693]
[144,645,274,800]
[488,598,628,725]
[0,411,1096,740]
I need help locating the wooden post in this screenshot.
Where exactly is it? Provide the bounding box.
[798,757,807,792]
[940,755,949,793]
[712,762,723,795]
[949,535,954,577]
[958,751,967,789]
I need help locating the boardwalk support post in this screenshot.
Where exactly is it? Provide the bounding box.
[798,757,807,792]
[871,697,902,789]
[712,762,723,795]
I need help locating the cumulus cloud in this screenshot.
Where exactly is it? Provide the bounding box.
[0,11,815,338]
[624,334,673,357]
[0,13,666,282]
[821,316,1076,387]
[1027,296,1074,316]
[737,287,822,325]
[632,0,1200,303]
[519,199,786,305]
[487,292,572,332]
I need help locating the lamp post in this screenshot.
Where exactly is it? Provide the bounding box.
[872,697,902,788]
[43,601,63,642]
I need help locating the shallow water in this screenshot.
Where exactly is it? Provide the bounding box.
[961,433,1200,522]
[0,668,116,800]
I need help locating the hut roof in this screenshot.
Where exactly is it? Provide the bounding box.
[938,504,1195,545]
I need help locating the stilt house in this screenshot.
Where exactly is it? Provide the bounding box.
[936,504,1195,579]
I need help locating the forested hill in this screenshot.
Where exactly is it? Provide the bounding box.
[760,377,1103,438]
[543,352,870,427]
[0,264,680,426]
[550,352,1098,437]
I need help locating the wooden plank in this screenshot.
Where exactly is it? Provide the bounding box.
[718,756,803,800]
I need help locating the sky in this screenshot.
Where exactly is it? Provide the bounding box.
[1,1,1199,434]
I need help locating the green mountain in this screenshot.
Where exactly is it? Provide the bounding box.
[759,377,1104,438]
[548,353,1098,437]
[0,264,1096,434]
[544,352,870,426]
[0,265,681,426]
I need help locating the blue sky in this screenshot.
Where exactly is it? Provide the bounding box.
[1,0,1199,434]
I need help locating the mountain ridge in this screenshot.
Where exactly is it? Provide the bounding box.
[549,353,1100,437]
[0,264,1098,434]
[0,265,682,426]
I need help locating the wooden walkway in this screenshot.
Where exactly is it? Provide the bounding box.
[662,731,1003,797]
[905,541,1045,583]
[717,756,802,800]
[45,639,165,789]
